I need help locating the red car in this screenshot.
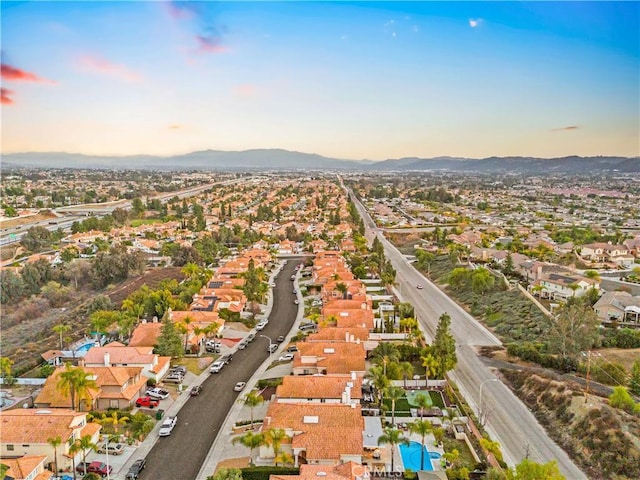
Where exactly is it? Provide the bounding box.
[136,396,160,408]
[76,461,113,477]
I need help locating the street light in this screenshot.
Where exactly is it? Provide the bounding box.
[479,378,498,426]
[260,335,273,359]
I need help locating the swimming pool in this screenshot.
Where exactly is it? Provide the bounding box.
[74,342,96,355]
[399,441,436,471]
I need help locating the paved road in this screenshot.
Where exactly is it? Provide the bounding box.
[343,181,586,479]
[139,258,302,480]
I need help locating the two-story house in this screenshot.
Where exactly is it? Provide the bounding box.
[0,409,101,472]
[82,342,171,382]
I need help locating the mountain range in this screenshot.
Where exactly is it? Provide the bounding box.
[2,150,638,174]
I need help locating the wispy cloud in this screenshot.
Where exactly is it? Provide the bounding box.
[1,87,14,104]
[469,18,483,28]
[77,55,142,82]
[168,124,182,130]
[165,1,228,55]
[233,84,258,98]
[552,125,580,132]
[1,63,56,84]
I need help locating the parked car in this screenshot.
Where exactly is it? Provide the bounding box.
[205,344,221,353]
[210,361,224,373]
[76,461,113,477]
[164,375,184,384]
[159,415,177,436]
[276,335,285,343]
[190,384,203,396]
[294,299,299,305]
[97,441,124,455]
[287,345,298,353]
[237,340,248,349]
[135,396,160,408]
[145,388,170,400]
[271,282,276,287]
[234,382,246,392]
[416,284,423,289]
[246,333,256,342]
[292,289,297,294]
[255,321,267,331]
[278,353,294,362]
[220,354,233,364]
[268,344,278,353]
[125,459,146,480]
[169,366,187,375]
[299,323,316,331]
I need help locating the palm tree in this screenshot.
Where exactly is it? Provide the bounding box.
[53,324,71,350]
[103,410,129,434]
[266,428,289,466]
[413,393,431,420]
[377,427,409,473]
[385,386,405,427]
[421,353,439,386]
[365,366,390,406]
[409,420,433,471]
[76,435,98,476]
[74,370,98,412]
[181,315,195,353]
[241,391,264,430]
[231,431,265,466]
[68,437,82,480]
[371,343,400,376]
[442,448,460,469]
[56,363,82,410]
[399,362,414,389]
[47,436,62,474]
[335,282,348,299]
[432,427,445,447]
[479,437,503,464]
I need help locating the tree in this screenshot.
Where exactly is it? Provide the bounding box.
[504,458,565,480]
[365,366,390,406]
[479,437,503,464]
[0,269,26,304]
[180,315,195,353]
[413,393,431,420]
[609,386,638,414]
[48,436,62,474]
[76,435,98,476]
[89,310,118,339]
[68,437,82,480]
[503,252,514,275]
[207,468,243,480]
[399,361,414,388]
[0,357,14,380]
[56,364,97,411]
[421,353,439,383]
[231,431,265,466]
[371,342,400,376]
[156,316,183,358]
[409,419,433,471]
[471,268,495,295]
[431,313,457,377]
[335,282,348,299]
[20,225,53,252]
[53,324,72,350]
[378,427,409,473]
[241,390,264,429]
[547,303,599,358]
[266,428,289,466]
[101,410,130,434]
[385,386,405,426]
[21,258,52,294]
[629,360,640,396]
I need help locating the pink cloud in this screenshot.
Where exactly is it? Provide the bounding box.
[1,63,56,84]
[552,125,580,132]
[1,87,14,104]
[77,55,142,82]
[194,35,227,54]
[233,84,258,97]
[165,1,197,20]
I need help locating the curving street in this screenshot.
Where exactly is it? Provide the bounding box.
[344,180,586,479]
[139,258,302,480]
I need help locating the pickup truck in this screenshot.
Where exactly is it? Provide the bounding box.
[76,461,113,477]
[136,396,160,408]
[159,415,177,436]
[125,459,147,479]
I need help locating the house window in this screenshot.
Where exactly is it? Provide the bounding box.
[7,444,14,451]
[110,400,119,409]
[22,444,30,447]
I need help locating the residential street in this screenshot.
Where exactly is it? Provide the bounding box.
[138,258,302,480]
[346,183,587,479]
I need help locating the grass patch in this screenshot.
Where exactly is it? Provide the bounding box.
[442,437,478,470]
[172,356,208,375]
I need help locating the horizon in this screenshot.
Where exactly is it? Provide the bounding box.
[2,1,639,160]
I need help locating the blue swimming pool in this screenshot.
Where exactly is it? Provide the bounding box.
[74,342,96,355]
[399,441,435,471]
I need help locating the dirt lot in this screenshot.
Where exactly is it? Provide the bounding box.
[2,267,185,375]
[0,211,58,229]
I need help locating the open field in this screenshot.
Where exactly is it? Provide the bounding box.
[0,211,58,229]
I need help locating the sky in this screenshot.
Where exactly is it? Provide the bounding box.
[1,1,638,160]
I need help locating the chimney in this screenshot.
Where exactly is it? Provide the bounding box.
[104,352,110,366]
[345,331,350,342]
[351,371,356,380]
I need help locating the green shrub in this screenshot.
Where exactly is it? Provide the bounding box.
[241,466,299,480]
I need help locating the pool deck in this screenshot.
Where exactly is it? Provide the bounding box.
[370,429,445,474]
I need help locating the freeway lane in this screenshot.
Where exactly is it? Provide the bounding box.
[139,258,302,480]
[343,181,586,478]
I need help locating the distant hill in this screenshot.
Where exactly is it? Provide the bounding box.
[2,150,638,173]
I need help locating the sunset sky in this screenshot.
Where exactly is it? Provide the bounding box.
[2,1,638,160]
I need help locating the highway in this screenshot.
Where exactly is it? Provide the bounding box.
[344,180,586,479]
